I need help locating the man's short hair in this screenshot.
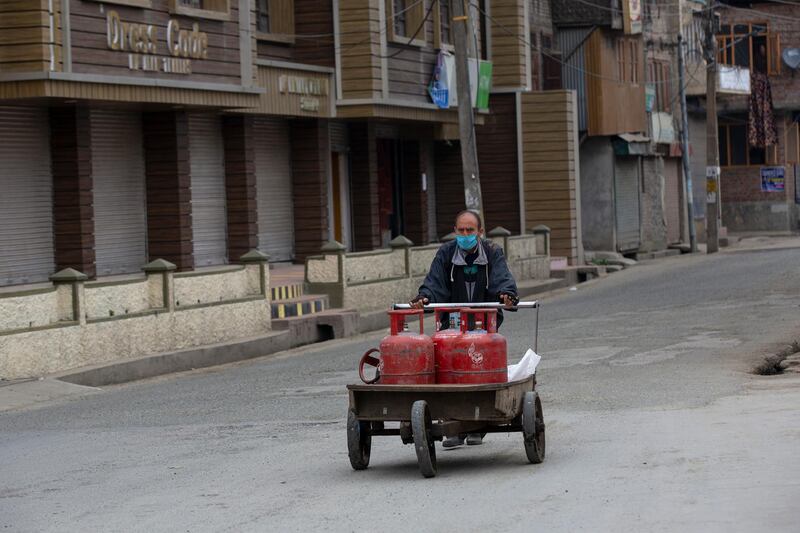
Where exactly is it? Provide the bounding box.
[454,209,483,230]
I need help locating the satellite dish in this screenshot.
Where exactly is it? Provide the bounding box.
[782,48,800,70]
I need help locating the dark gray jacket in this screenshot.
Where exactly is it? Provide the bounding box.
[417,239,517,304]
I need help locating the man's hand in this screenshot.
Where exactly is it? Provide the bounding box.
[409,295,429,309]
[499,293,518,309]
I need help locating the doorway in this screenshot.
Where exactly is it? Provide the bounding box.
[377,138,405,246]
[329,151,353,250]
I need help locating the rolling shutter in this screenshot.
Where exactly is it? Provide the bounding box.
[0,107,54,285]
[92,110,148,276]
[188,114,228,267]
[254,118,294,262]
[614,156,641,252]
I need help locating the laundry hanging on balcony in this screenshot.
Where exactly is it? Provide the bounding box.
[748,71,777,148]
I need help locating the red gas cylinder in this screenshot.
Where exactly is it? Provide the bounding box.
[437,308,508,384]
[432,309,464,383]
[359,310,435,385]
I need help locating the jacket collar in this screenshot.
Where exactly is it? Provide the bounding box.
[451,238,488,266]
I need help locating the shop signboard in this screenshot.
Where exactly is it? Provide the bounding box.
[623,0,643,35]
[760,166,785,192]
[67,1,246,87]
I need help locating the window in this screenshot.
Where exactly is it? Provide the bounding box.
[648,60,671,113]
[541,33,561,91]
[256,0,295,43]
[717,23,781,75]
[257,0,269,33]
[616,38,639,84]
[479,0,489,60]
[434,0,453,49]
[718,117,777,167]
[170,0,230,21]
[387,0,426,46]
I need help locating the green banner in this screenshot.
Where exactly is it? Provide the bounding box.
[476,61,493,110]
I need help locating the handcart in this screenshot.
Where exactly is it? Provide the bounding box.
[346,301,545,478]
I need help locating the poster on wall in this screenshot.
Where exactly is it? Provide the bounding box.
[761,166,785,192]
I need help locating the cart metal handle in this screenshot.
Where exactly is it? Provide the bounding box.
[393,301,539,310]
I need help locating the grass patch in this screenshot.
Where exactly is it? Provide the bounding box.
[753,341,800,375]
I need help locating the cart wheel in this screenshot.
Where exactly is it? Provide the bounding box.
[347,409,371,470]
[522,391,546,464]
[411,400,437,478]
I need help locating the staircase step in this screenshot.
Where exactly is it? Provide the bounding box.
[271,294,328,319]
[271,283,305,302]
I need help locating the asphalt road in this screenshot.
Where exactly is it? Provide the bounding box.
[3,238,800,532]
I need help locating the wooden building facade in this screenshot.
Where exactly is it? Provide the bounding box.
[0,0,347,288]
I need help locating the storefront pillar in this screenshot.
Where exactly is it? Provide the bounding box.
[50,106,96,278]
[142,111,194,271]
[222,115,258,261]
[290,119,331,262]
[349,122,381,250]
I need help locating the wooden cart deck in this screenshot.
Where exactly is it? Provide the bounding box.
[347,375,536,423]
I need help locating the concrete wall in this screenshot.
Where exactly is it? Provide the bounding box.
[688,113,708,241]
[640,156,668,252]
[580,137,616,251]
[306,234,550,312]
[0,261,271,379]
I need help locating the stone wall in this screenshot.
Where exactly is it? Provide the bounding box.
[0,256,271,380]
[306,233,550,312]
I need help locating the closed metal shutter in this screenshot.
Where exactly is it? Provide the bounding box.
[254,118,294,262]
[664,159,682,244]
[189,114,228,267]
[0,107,54,285]
[92,110,148,276]
[614,156,641,252]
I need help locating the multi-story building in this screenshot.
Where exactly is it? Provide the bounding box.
[713,0,799,233]
[552,0,692,256]
[0,0,558,378]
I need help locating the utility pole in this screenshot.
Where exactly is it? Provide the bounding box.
[703,3,719,253]
[677,33,698,253]
[451,0,484,221]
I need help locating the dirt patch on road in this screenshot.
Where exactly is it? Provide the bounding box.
[753,341,800,375]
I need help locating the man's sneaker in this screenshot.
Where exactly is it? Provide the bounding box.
[442,435,465,448]
[465,433,484,446]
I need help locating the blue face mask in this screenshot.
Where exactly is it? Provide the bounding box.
[456,234,479,251]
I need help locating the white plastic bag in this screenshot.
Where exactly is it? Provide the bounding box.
[507,349,541,381]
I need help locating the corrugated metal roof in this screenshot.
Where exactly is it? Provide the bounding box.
[558,28,594,132]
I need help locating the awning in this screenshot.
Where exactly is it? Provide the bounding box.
[613,133,650,156]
